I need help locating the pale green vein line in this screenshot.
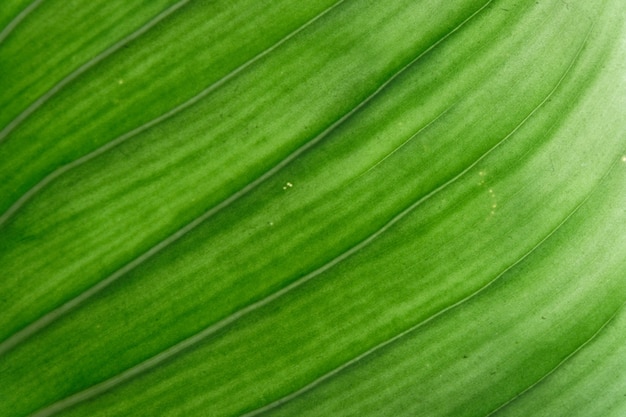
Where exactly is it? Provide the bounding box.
[0,0,44,44]
[240,153,618,417]
[0,0,349,356]
[0,0,493,365]
[0,0,348,227]
[484,301,626,417]
[17,5,496,417]
[354,3,573,185]
[0,0,191,141]
[351,104,456,182]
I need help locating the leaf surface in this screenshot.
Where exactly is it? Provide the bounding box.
[0,0,625,416]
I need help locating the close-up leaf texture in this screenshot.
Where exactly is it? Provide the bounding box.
[1,0,625,416]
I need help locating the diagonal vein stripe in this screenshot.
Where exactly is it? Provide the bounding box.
[0,0,44,44]
[0,0,494,361]
[0,0,348,227]
[0,0,191,142]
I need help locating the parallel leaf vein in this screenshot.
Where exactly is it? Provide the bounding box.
[31,8,610,417]
[484,300,626,417]
[0,0,44,44]
[0,0,348,226]
[0,0,493,362]
[0,0,191,141]
[239,149,622,417]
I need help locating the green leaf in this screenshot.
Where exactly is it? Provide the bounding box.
[1,0,625,416]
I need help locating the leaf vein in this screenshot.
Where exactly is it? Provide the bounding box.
[239,150,621,417]
[0,0,191,141]
[483,301,626,417]
[0,0,348,227]
[0,0,44,44]
[0,0,494,360]
[17,3,499,416]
